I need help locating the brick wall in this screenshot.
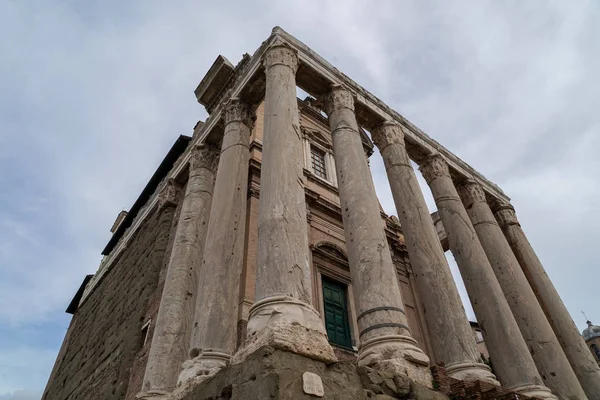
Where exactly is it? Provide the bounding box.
[42,202,177,400]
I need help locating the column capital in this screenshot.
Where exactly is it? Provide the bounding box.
[419,154,450,184]
[223,98,255,129]
[323,85,355,115]
[190,143,219,173]
[371,121,405,152]
[456,179,486,207]
[157,179,180,210]
[494,203,520,228]
[262,40,298,73]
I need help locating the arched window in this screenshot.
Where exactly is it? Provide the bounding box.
[591,344,600,361]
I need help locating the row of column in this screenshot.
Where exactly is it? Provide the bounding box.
[138,39,599,400]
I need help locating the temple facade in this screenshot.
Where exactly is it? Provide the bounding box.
[43,28,600,400]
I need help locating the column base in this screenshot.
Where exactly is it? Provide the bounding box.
[177,350,230,386]
[509,384,557,400]
[445,361,499,386]
[232,295,337,364]
[358,334,433,388]
[135,389,170,399]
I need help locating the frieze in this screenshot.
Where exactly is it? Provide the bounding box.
[371,121,405,152]
[419,154,450,184]
[262,40,298,73]
[189,143,220,173]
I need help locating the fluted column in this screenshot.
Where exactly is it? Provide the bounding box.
[458,181,587,399]
[324,86,432,387]
[419,155,555,399]
[495,204,600,397]
[371,122,497,385]
[177,99,254,385]
[234,41,335,363]
[137,145,218,399]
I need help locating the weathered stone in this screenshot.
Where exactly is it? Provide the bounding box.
[138,145,218,399]
[302,371,324,397]
[419,154,555,400]
[372,121,497,385]
[458,180,587,399]
[44,204,178,400]
[325,85,432,388]
[410,381,451,400]
[495,203,600,398]
[238,40,335,364]
[173,347,446,400]
[179,98,254,385]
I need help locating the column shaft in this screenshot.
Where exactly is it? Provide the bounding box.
[325,87,432,387]
[138,145,218,398]
[419,155,554,399]
[495,204,600,398]
[178,99,253,384]
[458,181,587,399]
[235,41,335,364]
[371,122,496,384]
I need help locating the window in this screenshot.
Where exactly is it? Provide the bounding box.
[592,344,600,361]
[322,277,352,348]
[311,147,327,179]
[475,329,484,343]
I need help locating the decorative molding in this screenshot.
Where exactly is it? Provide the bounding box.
[190,143,220,173]
[301,127,332,150]
[457,180,486,206]
[248,181,260,199]
[224,97,255,129]
[262,40,298,73]
[312,242,348,265]
[323,85,355,115]
[494,203,520,228]
[371,121,405,152]
[419,154,450,184]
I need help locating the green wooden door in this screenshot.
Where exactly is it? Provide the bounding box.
[322,277,352,348]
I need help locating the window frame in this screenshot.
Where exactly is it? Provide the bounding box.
[310,146,328,180]
[321,276,353,349]
[311,243,358,351]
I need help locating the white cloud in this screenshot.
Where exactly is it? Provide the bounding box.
[0,391,42,400]
[1,0,598,394]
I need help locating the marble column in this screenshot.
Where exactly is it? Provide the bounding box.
[495,203,600,397]
[137,144,219,399]
[371,122,497,385]
[177,99,254,384]
[419,155,555,399]
[234,41,335,363]
[458,180,587,399]
[324,86,432,387]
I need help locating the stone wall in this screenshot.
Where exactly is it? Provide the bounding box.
[42,203,178,400]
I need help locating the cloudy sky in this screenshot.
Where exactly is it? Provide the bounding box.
[1,1,599,398]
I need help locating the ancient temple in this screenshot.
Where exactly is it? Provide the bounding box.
[43,27,600,400]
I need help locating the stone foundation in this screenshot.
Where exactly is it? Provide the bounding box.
[172,346,446,400]
[431,365,545,400]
